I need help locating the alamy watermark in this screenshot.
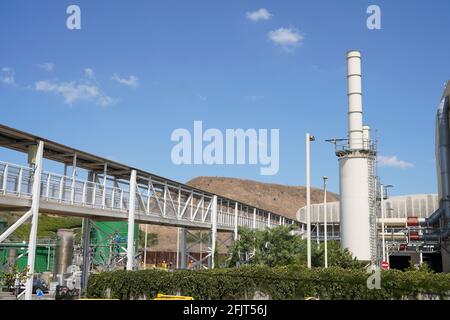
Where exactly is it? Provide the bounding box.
[66,5,81,30]
[170,121,279,175]
[367,270,381,290]
[367,5,381,30]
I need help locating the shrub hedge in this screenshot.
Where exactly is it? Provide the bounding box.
[86,265,450,300]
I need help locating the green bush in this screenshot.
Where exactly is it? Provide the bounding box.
[86,265,450,300]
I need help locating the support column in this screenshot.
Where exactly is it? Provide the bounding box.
[25,140,44,300]
[126,170,137,271]
[210,195,217,269]
[316,223,320,249]
[253,208,256,230]
[81,218,91,292]
[102,163,107,208]
[234,202,238,240]
[70,154,77,204]
[180,228,187,269]
[144,225,148,269]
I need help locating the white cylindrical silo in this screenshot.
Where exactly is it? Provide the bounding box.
[347,51,364,150]
[339,155,371,261]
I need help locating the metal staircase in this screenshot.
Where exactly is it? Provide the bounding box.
[368,151,378,268]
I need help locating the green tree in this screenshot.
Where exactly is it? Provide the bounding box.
[228,225,363,269]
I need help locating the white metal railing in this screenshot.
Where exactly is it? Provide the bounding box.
[0,160,290,230]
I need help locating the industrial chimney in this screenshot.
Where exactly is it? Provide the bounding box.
[336,50,377,263]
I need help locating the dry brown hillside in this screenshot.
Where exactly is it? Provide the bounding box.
[187,176,339,220]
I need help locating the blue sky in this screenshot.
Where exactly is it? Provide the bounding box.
[1,0,449,196]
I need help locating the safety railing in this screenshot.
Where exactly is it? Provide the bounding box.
[0,161,33,196]
[0,161,292,230]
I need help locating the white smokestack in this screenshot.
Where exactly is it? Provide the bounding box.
[338,50,374,263]
[347,50,363,149]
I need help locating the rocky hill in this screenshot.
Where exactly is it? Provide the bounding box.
[187,176,338,220]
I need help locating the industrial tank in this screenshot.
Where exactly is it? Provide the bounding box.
[53,229,74,285]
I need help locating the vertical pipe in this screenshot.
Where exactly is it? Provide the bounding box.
[306,133,312,268]
[347,50,363,149]
[126,170,137,270]
[25,140,44,300]
[81,218,90,292]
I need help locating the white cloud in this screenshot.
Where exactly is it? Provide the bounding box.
[244,95,266,102]
[84,68,95,79]
[378,155,414,169]
[37,62,55,72]
[112,73,139,87]
[1,67,16,85]
[268,27,303,49]
[35,80,114,107]
[246,8,272,22]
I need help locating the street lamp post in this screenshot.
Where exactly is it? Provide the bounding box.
[380,184,393,265]
[323,176,328,268]
[306,133,315,268]
[380,184,386,263]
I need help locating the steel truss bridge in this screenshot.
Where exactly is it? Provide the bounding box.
[0,124,298,299]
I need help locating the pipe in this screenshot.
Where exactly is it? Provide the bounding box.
[420,206,444,227]
[347,50,364,150]
[421,82,450,229]
[420,228,450,242]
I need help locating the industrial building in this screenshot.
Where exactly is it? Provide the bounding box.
[297,194,443,271]
[300,50,450,272]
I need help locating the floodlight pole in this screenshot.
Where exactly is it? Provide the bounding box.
[323,176,328,268]
[306,133,315,268]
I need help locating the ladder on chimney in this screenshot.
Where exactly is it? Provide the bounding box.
[368,155,378,268]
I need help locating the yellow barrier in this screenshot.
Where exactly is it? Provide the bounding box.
[153,293,194,300]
